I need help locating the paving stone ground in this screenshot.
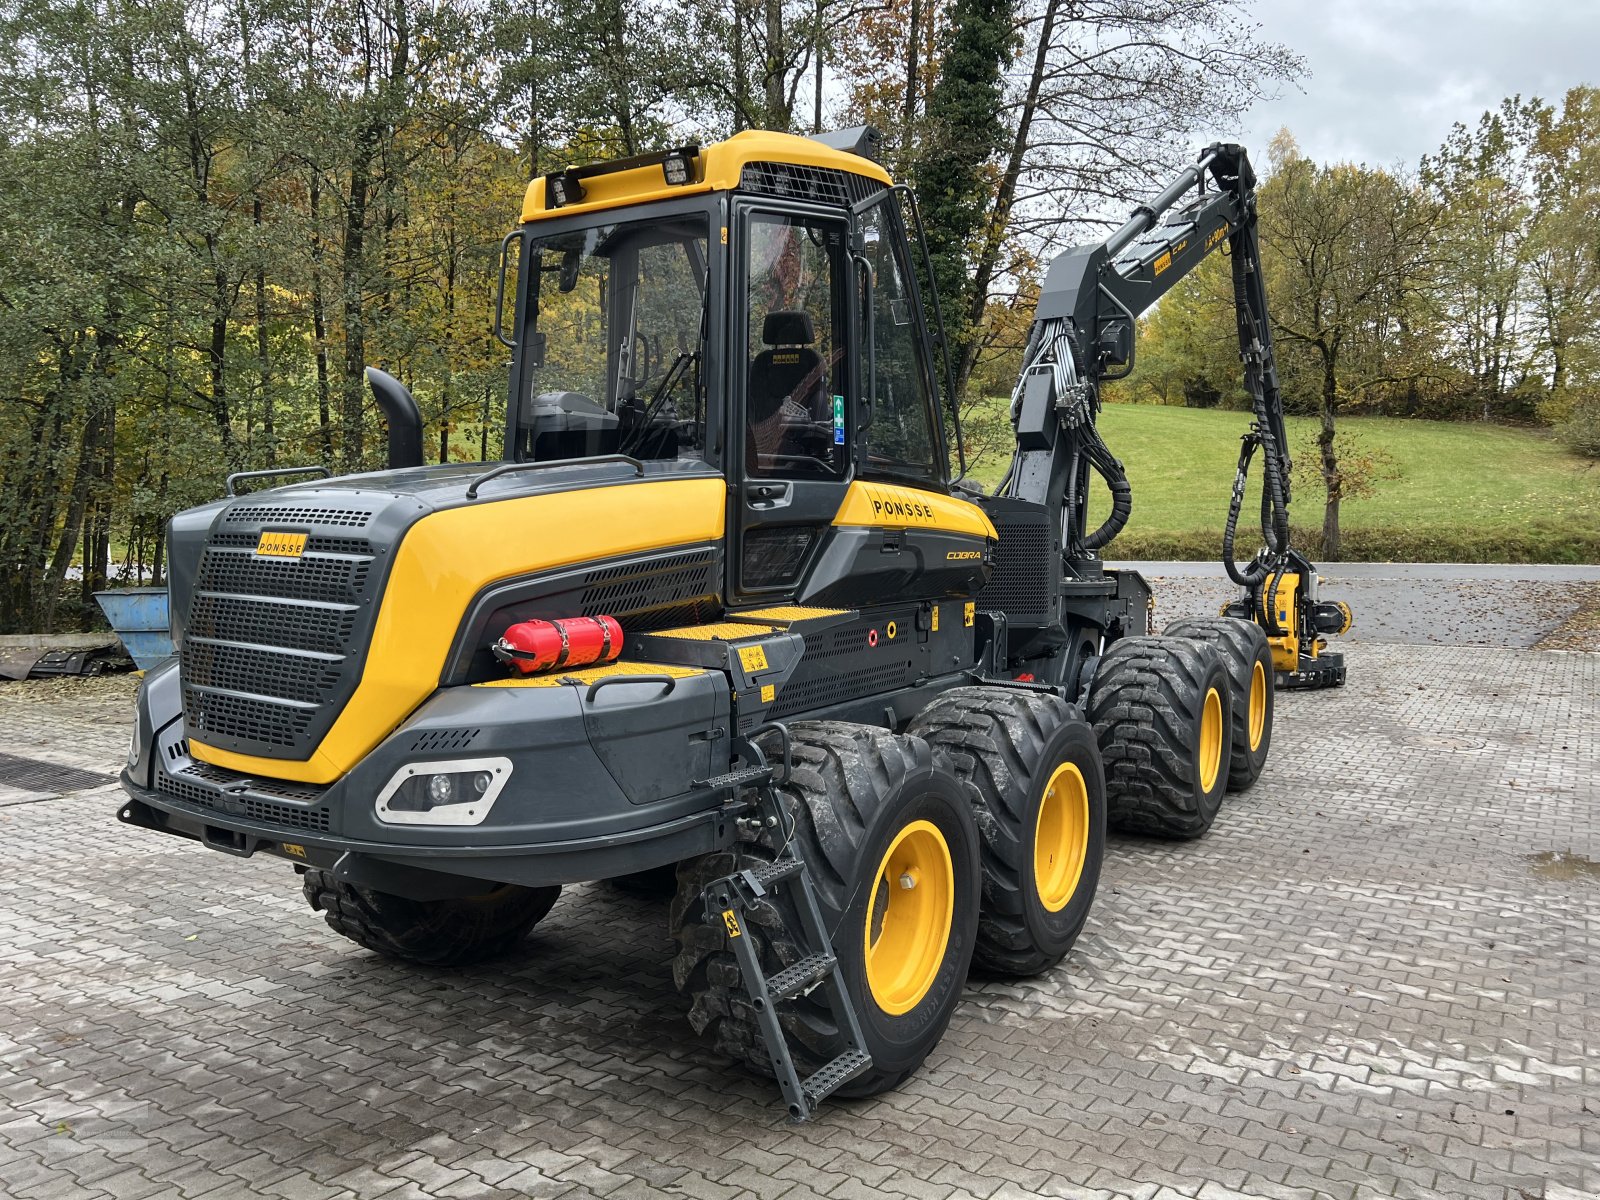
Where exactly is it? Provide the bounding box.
[1,639,1597,1200]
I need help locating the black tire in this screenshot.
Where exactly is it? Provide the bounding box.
[1085,636,1232,839]
[906,687,1106,977]
[670,721,981,1097]
[1163,617,1274,792]
[303,870,560,966]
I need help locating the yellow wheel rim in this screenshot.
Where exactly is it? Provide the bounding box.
[1199,686,1224,793]
[1034,762,1090,913]
[862,819,954,1016]
[1248,660,1267,752]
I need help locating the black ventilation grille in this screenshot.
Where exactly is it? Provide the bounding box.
[221,504,374,529]
[184,641,344,706]
[768,618,915,718]
[581,550,718,627]
[183,497,388,759]
[188,594,357,656]
[184,689,316,749]
[193,549,372,605]
[739,162,882,208]
[977,507,1054,627]
[409,728,482,754]
[156,761,332,832]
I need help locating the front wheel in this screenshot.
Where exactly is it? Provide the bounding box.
[303,870,560,966]
[670,722,981,1097]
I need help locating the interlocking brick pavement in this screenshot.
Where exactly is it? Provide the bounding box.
[0,645,1596,1200]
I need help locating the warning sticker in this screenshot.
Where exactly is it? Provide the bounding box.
[737,644,770,673]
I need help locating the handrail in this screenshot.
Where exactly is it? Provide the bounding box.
[224,465,332,497]
[464,454,644,500]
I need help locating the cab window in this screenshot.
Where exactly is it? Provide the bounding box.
[858,200,939,481]
[744,212,847,479]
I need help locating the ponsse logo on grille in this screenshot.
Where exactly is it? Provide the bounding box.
[256,531,308,558]
[865,487,937,524]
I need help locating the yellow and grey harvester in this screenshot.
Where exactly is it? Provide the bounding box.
[120,126,1349,1119]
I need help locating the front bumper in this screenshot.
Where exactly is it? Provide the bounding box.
[117,779,736,889]
[122,658,738,888]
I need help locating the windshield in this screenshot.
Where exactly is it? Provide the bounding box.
[514,212,710,464]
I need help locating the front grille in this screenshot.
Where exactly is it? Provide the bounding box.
[192,550,371,605]
[740,162,882,208]
[156,761,332,832]
[182,496,387,759]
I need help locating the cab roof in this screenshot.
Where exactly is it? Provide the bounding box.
[520,130,895,224]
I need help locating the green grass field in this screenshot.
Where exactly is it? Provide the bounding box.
[962,403,1600,563]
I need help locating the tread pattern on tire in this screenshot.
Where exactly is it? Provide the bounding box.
[668,721,932,1094]
[303,870,559,967]
[1163,617,1272,792]
[906,686,1084,975]
[1085,636,1229,839]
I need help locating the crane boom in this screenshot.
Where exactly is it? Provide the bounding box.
[996,143,1351,688]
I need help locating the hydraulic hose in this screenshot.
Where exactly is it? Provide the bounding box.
[1081,430,1131,551]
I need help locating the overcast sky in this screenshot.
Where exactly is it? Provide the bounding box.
[1231,0,1600,169]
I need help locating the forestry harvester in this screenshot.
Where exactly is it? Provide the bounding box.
[120,127,1351,1118]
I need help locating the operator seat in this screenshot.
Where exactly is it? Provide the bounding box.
[747,310,828,471]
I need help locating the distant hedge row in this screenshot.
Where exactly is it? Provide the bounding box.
[1109,523,1600,566]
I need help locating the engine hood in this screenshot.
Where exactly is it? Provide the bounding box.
[175,458,725,785]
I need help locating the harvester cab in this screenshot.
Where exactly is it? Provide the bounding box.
[120,127,1349,1120]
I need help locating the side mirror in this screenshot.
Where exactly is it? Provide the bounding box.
[559,249,581,293]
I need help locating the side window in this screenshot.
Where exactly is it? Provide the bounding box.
[745,212,847,478]
[859,201,939,480]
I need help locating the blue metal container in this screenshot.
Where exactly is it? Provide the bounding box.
[93,588,174,670]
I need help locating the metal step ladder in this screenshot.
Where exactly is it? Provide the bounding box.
[696,750,872,1121]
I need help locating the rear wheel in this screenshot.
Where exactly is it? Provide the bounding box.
[1086,637,1232,839]
[670,721,980,1096]
[303,870,560,966]
[1164,617,1274,792]
[907,687,1106,976]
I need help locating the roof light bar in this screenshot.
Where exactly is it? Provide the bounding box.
[543,144,702,208]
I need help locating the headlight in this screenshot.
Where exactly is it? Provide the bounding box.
[375,757,511,827]
[127,728,140,768]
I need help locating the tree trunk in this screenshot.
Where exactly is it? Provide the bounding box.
[1317,345,1341,561]
[731,1,743,129]
[954,0,1057,401]
[812,0,824,133]
[764,0,786,128]
[904,0,921,146]
[255,196,273,464]
[341,144,373,472]
[309,172,334,462]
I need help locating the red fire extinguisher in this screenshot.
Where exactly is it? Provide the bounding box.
[492,615,623,675]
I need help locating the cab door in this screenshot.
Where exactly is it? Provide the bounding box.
[729,202,856,606]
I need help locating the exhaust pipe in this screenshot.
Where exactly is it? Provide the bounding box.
[365,367,424,469]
